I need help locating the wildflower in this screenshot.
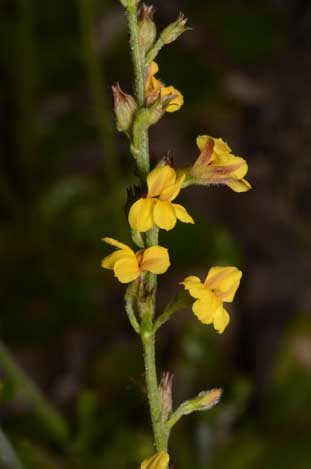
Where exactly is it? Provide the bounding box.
[128,165,194,232]
[189,135,251,192]
[102,237,170,283]
[181,266,242,333]
[145,62,183,112]
[141,451,170,469]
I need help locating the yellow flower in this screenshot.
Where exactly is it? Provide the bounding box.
[128,165,194,232]
[146,61,184,112]
[141,451,170,469]
[190,135,251,192]
[181,266,242,333]
[101,237,170,283]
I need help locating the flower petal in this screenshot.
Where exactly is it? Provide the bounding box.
[153,200,177,230]
[181,276,209,299]
[101,237,132,252]
[159,173,185,201]
[227,178,251,192]
[161,85,184,112]
[173,203,195,224]
[141,451,170,469]
[147,166,176,198]
[204,266,242,302]
[113,256,140,283]
[128,198,155,232]
[213,306,230,333]
[140,246,170,274]
[192,293,222,324]
[101,250,133,270]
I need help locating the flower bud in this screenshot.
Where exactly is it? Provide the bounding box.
[159,371,173,423]
[138,4,157,53]
[112,83,137,133]
[181,388,222,415]
[160,13,190,45]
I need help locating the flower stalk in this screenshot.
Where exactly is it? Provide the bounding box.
[126,0,165,453]
[104,2,251,466]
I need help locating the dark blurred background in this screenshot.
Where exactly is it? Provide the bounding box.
[0,0,310,467]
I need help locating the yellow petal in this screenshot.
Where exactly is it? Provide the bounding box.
[153,200,177,230]
[161,85,184,112]
[227,178,251,192]
[173,203,194,224]
[113,256,140,283]
[213,137,231,155]
[102,237,132,252]
[212,154,248,179]
[196,135,215,152]
[213,306,230,333]
[147,166,176,198]
[140,246,170,274]
[159,173,185,201]
[192,294,222,324]
[181,276,209,299]
[141,451,170,469]
[101,250,134,270]
[204,266,242,302]
[128,198,155,232]
[146,62,160,95]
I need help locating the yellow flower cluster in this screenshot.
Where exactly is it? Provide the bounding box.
[103,68,250,334]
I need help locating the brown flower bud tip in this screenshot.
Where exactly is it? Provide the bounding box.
[138,4,157,52]
[112,83,137,132]
[159,371,173,423]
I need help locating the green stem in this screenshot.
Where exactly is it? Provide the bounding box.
[0,341,69,445]
[126,3,150,178]
[125,1,167,453]
[0,425,24,469]
[141,327,168,451]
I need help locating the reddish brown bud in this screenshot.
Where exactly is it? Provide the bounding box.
[112,83,137,132]
[138,4,157,53]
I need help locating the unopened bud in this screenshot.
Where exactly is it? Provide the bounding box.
[182,388,222,415]
[112,83,137,132]
[160,13,190,45]
[138,4,157,53]
[159,371,173,423]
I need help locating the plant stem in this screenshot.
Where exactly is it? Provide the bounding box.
[0,425,24,469]
[126,1,167,453]
[141,327,168,451]
[0,340,69,445]
[127,3,150,178]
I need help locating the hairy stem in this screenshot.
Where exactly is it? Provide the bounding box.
[125,1,166,453]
